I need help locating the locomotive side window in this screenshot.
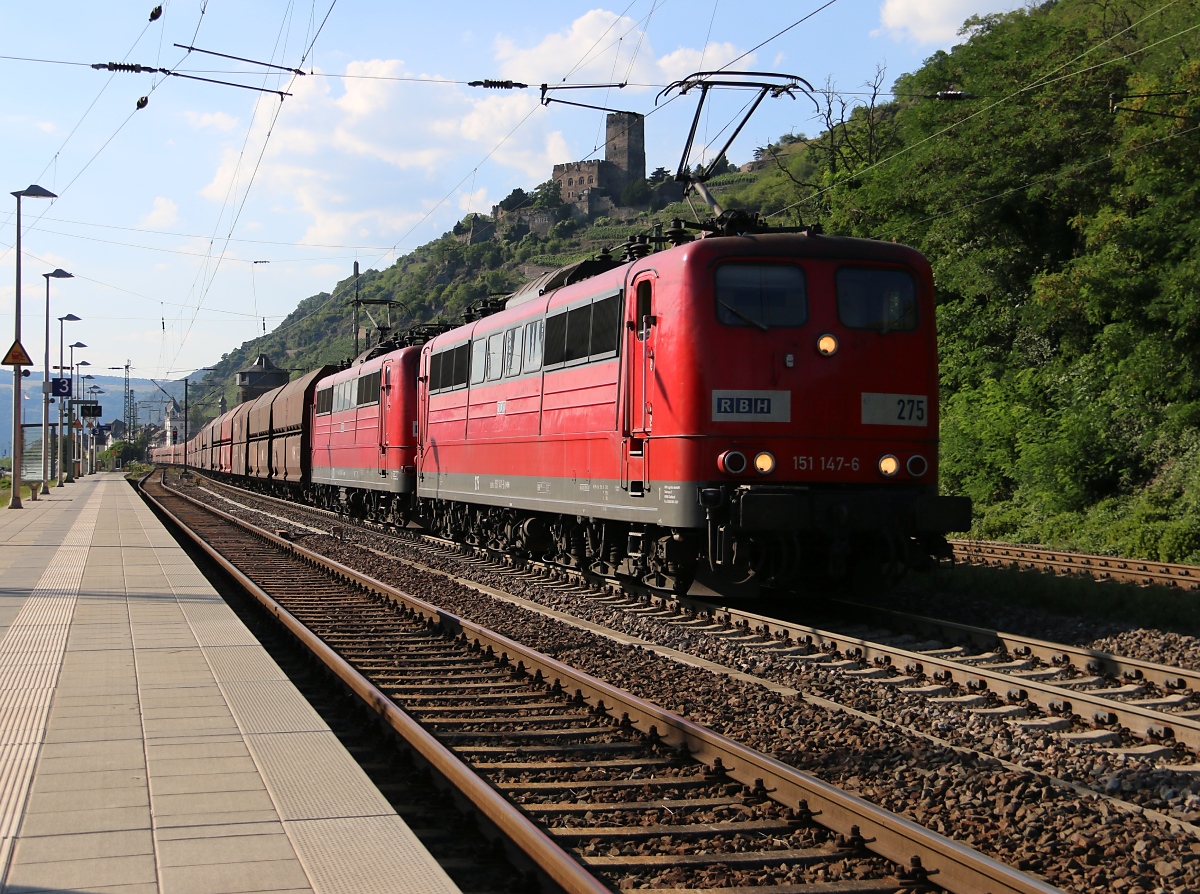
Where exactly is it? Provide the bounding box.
[590,293,621,358]
[451,343,470,387]
[504,327,523,377]
[428,353,444,392]
[715,264,807,329]
[315,387,332,415]
[636,280,652,340]
[836,267,917,331]
[486,333,504,381]
[430,344,471,393]
[356,371,381,406]
[470,339,487,385]
[523,319,543,372]
[565,303,592,363]
[544,313,567,367]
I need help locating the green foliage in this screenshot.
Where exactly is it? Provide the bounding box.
[620,178,652,207]
[498,187,528,212]
[531,179,563,210]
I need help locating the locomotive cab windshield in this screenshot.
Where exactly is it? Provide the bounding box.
[715,263,807,330]
[836,267,918,332]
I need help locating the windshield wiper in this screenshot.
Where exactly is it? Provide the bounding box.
[718,300,769,332]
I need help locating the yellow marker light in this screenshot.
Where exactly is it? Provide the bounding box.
[817,334,839,356]
[878,454,900,477]
[754,452,776,474]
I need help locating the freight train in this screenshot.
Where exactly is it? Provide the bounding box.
[154,225,971,595]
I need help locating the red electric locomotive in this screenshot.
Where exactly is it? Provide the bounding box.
[159,231,968,594]
[418,230,970,592]
[310,349,420,518]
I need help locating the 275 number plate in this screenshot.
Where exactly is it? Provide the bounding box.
[861,392,927,427]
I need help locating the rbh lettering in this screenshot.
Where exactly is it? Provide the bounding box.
[717,396,773,415]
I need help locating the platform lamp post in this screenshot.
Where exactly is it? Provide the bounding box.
[64,343,85,482]
[78,372,94,476]
[73,359,90,479]
[181,368,216,478]
[86,386,103,473]
[39,269,73,494]
[56,316,81,485]
[9,184,58,509]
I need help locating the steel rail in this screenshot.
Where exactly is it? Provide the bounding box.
[951,540,1200,591]
[139,477,611,894]
[183,475,1198,748]
[648,594,1199,752]
[828,599,1200,693]
[147,475,1061,894]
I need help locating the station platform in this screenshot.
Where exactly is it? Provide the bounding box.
[0,472,460,894]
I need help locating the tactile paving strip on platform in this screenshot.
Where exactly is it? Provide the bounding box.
[0,487,103,872]
[220,680,329,735]
[247,731,395,821]
[202,643,293,684]
[287,815,460,894]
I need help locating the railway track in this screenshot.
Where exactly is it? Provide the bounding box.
[594,590,1200,754]
[141,470,1059,894]
[950,540,1200,591]
[186,474,1200,753]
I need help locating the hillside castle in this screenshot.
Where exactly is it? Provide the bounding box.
[471,112,676,243]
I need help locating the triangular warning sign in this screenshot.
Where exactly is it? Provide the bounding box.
[2,341,32,366]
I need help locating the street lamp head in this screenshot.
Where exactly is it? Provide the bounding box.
[78,361,91,368]
[44,268,73,280]
[59,314,81,322]
[70,342,87,349]
[11,184,57,200]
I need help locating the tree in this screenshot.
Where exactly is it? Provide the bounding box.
[498,187,529,212]
[620,178,652,207]
[531,179,563,210]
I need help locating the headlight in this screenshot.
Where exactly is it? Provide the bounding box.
[718,450,747,475]
[817,334,838,356]
[754,451,776,474]
[878,454,899,477]
[907,454,928,477]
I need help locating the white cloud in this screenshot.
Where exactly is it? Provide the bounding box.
[657,41,749,83]
[879,0,1016,44]
[458,187,489,213]
[186,12,754,256]
[185,110,238,132]
[140,196,179,229]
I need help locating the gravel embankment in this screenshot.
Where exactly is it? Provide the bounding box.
[167,479,1200,894]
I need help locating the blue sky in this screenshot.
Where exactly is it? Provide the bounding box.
[1,0,1019,385]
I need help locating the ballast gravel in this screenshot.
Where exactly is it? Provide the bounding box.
[174,479,1200,894]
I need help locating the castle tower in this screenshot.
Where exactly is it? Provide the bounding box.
[236,354,289,404]
[605,112,645,197]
